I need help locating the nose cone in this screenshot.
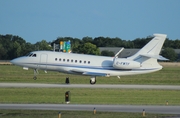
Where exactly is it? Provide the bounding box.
[10,58,19,65]
[10,57,26,66]
[10,57,33,67]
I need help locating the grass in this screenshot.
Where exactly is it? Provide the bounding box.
[0,110,175,118]
[0,65,180,85]
[0,64,180,117]
[0,88,180,105]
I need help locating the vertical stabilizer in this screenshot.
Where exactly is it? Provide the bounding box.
[127,34,167,68]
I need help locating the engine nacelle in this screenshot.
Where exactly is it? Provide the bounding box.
[113,58,141,69]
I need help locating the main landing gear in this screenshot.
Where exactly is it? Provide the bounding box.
[90,76,96,85]
[33,69,38,80]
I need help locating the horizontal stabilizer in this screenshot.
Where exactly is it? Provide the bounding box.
[140,54,169,60]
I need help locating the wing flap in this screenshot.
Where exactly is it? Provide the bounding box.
[83,72,109,76]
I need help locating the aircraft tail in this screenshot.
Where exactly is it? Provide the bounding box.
[127,34,167,68]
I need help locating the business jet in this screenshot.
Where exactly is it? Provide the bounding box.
[11,33,167,84]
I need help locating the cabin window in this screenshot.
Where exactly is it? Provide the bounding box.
[67,59,69,62]
[75,60,77,63]
[55,58,57,61]
[84,61,86,64]
[71,59,73,62]
[88,61,90,64]
[59,58,61,61]
[79,60,82,63]
[63,59,65,62]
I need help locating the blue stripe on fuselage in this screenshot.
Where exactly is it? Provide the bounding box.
[20,62,159,71]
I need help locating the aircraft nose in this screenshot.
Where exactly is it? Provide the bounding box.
[10,59,16,64]
[10,58,20,65]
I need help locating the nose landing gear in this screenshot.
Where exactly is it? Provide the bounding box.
[33,69,38,80]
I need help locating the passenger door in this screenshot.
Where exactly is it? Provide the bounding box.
[39,54,47,70]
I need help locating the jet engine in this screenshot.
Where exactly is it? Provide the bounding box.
[113,58,141,69]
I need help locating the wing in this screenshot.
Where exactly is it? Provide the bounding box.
[70,69,109,77]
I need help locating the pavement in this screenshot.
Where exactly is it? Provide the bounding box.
[0,83,180,90]
[0,104,180,114]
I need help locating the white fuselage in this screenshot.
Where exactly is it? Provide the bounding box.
[11,51,162,77]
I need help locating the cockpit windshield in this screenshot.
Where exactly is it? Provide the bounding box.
[25,53,37,57]
[25,53,31,56]
[32,54,36,57]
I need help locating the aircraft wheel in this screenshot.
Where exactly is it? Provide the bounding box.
[90,76,96,85]
[33,76,37,80]
[90,80,96,85]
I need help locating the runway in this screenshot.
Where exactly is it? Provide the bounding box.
[0,83,180,90]
[0,104,180,114]
[1,83,180,114]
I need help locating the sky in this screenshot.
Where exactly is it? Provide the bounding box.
[0,0,180,44]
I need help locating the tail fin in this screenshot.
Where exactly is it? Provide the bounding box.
[127,34,167,68]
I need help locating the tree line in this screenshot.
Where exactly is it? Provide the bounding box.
[0,34,179,61]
